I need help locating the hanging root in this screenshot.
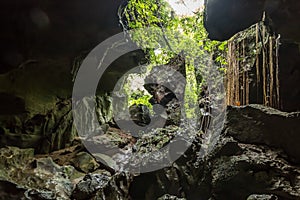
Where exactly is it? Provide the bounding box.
[256,23,260,101]
[269,36,274,107]
[275,34,281,109]
[226,19,281,109]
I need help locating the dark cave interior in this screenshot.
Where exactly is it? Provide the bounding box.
[0,0,300,199]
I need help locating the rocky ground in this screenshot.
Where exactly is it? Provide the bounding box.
[0,104,299,199]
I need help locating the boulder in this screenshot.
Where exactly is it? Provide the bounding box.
[225,104,300,163]
[129,105,300,199]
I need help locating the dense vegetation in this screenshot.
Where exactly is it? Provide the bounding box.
[118,0,227,117]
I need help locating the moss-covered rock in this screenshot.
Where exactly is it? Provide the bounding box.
[70,152,100,174]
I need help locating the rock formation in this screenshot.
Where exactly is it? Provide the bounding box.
[1,105,299,199]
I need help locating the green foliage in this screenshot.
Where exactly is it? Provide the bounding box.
[122,73,153,110]
[120,0,228,118]
[184,59,199,118]
[121,0,227,67]
[128,90,153,109]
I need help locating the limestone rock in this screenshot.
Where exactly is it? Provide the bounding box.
[70,152,100,174]
[72,174,111,200]
[72,172,132,200]
[0,146,74,199]
[129,105,300,199]
[1,105,300,200]
[224,104,300,163]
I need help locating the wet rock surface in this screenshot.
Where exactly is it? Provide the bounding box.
[0,105,300,199]
[129,105,300,199]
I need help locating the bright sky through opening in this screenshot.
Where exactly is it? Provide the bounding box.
[166,0,204,16]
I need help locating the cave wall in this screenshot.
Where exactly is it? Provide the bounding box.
[204,0,300,43]
[0,0,123,63]
[0,0,147,152]
[0,0,144,115]
[278,42,300,111]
